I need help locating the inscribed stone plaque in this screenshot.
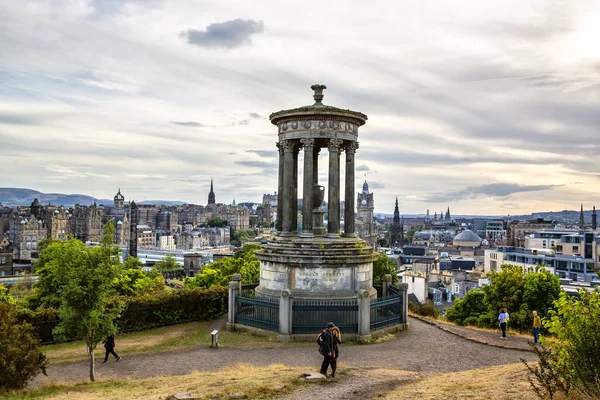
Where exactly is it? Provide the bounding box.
[292,267,352,291]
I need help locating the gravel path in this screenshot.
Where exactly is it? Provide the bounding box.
[33,317,537,390]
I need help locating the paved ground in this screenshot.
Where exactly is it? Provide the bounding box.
[33,317,537,390]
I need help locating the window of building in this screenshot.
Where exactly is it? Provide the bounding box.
[573,246,579,252]
[557,245,563,252]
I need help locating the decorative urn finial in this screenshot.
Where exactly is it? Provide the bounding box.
[311,84,327,105]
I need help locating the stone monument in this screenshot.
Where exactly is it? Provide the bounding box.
[255,85,379,301]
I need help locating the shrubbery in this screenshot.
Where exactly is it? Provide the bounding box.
[409,300,439,318]
[445,264,561,331]
[184,243,260,288]
[0,295,48,391]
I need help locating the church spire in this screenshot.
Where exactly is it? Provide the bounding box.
[208,178,216,205]
[446,206,451,222]
[592,206,597,230]
[579,203,585,228]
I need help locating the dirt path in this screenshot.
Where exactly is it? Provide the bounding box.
[33,317,537,390]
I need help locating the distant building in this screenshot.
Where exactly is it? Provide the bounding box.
[208,178,216,205]
[0,235,13,276]
[8,216,47,263]
[356,180,377,247]
[70,203,102,242]
[389,197,403,247]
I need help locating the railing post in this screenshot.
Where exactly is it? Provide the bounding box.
[226,273,242,331]
[278,289,293,342]
[398,282,409,328]
[382,274,392,298]
[357,289,371,342]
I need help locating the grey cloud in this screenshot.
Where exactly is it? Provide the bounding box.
[367,181,385,190]
[170,121,204,127]
[234,160,275,169]
[249,113,263,119]
[356,164,372,172]
[181,19,264,49]
[246,150,275,158]
[424,183,563,203]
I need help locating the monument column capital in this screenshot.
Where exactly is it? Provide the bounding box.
[300,138,315,150]
[280,139,296,153]
[345,142,359,154]
[328,138,343,152]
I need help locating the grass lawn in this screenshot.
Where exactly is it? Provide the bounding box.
[379,362,540,400]
[43,320,297,364]
[4,364,307,400]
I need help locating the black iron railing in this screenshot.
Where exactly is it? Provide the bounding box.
[370,292,403,331]
[292,299,359,334]
[235,293,279,331]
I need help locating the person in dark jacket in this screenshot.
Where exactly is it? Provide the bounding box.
[102,334,121,363]
[319,322,341,378]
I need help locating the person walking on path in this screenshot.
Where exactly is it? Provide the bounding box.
[532,311,542,344]
[319,322,341,378]
[102,334,121,363]
[498,308,510,340]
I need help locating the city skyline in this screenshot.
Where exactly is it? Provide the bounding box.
[1,1,599,215]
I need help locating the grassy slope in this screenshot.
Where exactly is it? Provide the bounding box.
[43,321,295,364]
[381,363,539,400]
[5,364,306,400]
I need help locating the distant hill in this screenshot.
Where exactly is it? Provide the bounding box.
[0,188,184,207]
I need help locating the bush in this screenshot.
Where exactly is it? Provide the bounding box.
[117,286,228,332]
[16,287,228,343]
[544,289,600,399]
[0,302,48,390]
[446,289,486,326]
[409,300,439,318]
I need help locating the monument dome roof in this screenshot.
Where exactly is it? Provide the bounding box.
[269,84,367,126]
[453,230,482,246]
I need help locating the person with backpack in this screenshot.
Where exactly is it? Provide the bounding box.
[318,322,341,378]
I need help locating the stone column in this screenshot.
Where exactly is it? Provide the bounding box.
[226,273,242,330]
[292,146,299,233]
[276,141,284,233]
[357,289,371,342]
[382,274,392,298]
[398,282,409,329]
[281,140,295,235]
[300,139,315,236]
[313,147,320,185]
[344,142,358,237]
[327,138,343,236]
[278,289,293,342]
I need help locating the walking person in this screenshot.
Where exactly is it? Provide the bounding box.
[329,325,342,378]
[532,311,542,344]
[498,308,510,340]
[318,322,341,378]
[102,334,121,363]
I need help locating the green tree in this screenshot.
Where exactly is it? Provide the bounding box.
[0,284,15,304]
[153,254,183,276]
[0,302,49,390]
[372,253,398,285]
[206,217,228,228]
[185,244,260,288]
[50,222,125,382]
[114,257,165,296]
[446,289,487,326]
[543,288,600,398]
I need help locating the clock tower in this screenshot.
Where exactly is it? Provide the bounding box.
[356,180,376,247]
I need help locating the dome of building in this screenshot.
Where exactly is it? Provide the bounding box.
[453,230,482,247]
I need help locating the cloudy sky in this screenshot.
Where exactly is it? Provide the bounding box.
[1,0,599,215]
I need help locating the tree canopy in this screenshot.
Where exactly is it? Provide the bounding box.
[446,264,561,331]
[185,243,261,288]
